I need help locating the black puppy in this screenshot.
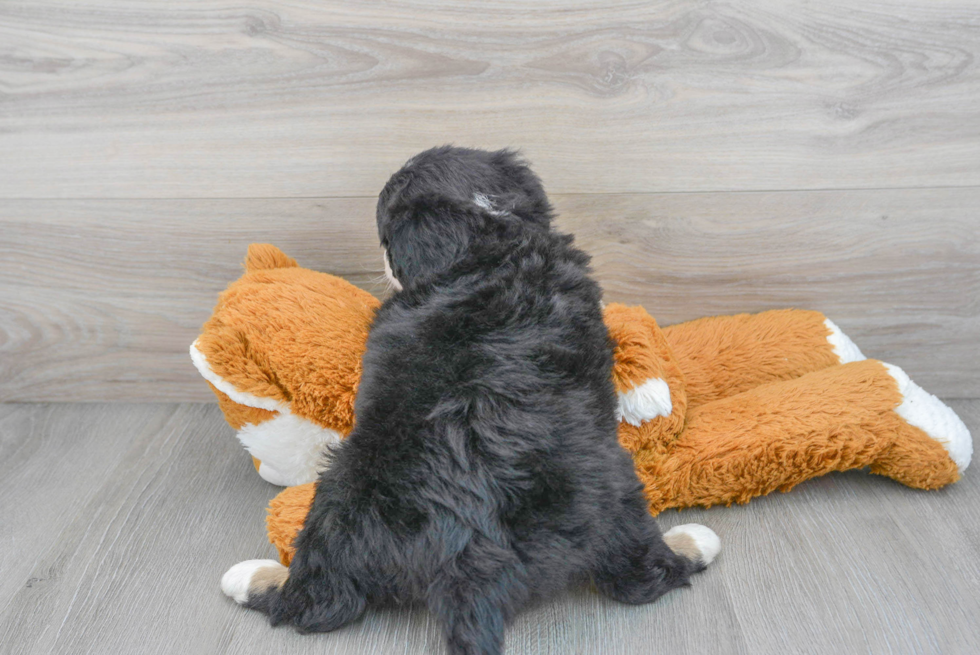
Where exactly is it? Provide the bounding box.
[222,147,719,655]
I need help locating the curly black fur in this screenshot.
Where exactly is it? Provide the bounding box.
[247,147,702,654]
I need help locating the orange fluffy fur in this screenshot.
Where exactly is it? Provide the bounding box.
[195,245,964,566]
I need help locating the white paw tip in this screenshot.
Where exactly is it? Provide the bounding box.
[665,523,721,566]
[221,559,282,604]
[824,318,866,364]
[883,363,973,473]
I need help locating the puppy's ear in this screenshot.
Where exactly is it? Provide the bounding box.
[490,149,554,228]
[385,197,483,284]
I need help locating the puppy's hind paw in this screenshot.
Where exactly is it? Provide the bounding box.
[221,559,288,605]
[664,524,721,568]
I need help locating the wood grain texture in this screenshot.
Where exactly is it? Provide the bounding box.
[0,400,977,654]
[2,188,977,402]
[1,0,979,197]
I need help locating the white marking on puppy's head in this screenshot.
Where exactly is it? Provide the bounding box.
[383,249,403,292]
[473,193,494,210]
[472,193,508,217]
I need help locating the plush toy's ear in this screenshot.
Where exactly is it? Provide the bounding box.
[382,200,478,284]
[244,243,298,272]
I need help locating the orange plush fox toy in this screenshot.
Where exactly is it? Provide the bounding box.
[193,245,972,565]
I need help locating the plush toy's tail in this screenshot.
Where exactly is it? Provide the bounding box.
[244,243,298,272]
[636,359,971,514]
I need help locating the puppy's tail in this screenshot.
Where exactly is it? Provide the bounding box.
[663,524,721,573]
[221,559,289,615]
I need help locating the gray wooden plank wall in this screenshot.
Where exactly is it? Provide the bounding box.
[1,0,979,197]
[1,0,979,402]
[1,401,978,655]
[1,190,978,402]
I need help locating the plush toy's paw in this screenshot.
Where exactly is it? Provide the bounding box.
[663,523,721,568]
[884,364,972,473]
[221,559,288,605]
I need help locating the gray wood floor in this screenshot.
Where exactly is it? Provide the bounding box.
[1,401,978,655]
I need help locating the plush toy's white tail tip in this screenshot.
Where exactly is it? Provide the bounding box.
[884,363,973,473]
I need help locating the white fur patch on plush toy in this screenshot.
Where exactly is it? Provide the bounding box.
[190,341,283,412]
[617,377,672,426]
[824,318,866,364]
[191,341,340,486]
[240,412,341,486]
[884,363,973,473]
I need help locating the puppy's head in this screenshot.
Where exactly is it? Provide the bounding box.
[377,146,553,289]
